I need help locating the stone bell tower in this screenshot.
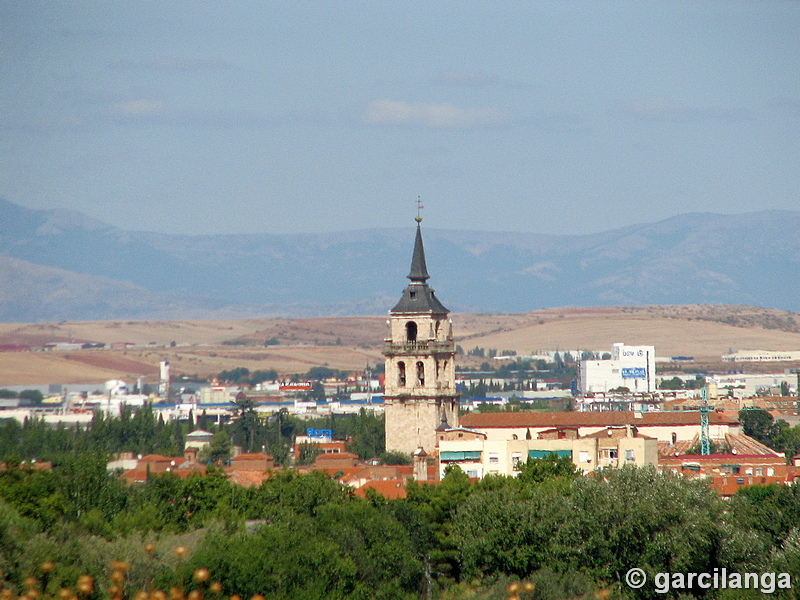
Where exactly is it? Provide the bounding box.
[383,217,459,455]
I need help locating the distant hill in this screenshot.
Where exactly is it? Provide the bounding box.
[1,198,799,321]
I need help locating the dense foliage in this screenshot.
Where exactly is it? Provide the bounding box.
[3,411,800,599]
[739,408,800,460]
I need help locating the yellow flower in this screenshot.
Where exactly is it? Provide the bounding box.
[192,569,210,583]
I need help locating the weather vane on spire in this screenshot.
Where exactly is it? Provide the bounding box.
[415,196,424,223]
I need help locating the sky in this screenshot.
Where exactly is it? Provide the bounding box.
[1,1,798,236]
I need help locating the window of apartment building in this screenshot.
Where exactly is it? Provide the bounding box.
[609,449,618,459]
[466,469,479,478]
[745,468,753,475]
[489,453,499,464]
[511,454,522,470]
[755,467,763,476]
[578,450,590,463]
[625,449,635,461]
[768,467,775,476]
[736,478,745,485]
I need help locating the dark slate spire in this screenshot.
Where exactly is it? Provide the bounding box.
[407,221,430,283]
[391,218,449,314]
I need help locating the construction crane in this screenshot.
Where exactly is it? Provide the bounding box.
[700,386,710,455]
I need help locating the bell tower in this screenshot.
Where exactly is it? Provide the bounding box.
[383,216,459,455]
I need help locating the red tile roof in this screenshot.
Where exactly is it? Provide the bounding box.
[227,470,271,487]
[231,452,273,462]
[314,451,360,461]
[139,454,175,462]
[354,479,407,499]
[658,433,781,458]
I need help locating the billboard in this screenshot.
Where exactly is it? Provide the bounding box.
[621,367,647,379]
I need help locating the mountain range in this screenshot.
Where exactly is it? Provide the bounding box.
[1,198,799,322]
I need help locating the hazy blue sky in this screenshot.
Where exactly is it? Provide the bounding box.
[1,1,798,235]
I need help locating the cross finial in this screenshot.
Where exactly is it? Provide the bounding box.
[415,196,424,223]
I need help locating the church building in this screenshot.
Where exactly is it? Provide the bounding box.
[383,217,459,456]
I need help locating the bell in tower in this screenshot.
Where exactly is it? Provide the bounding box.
[383,216,459,456]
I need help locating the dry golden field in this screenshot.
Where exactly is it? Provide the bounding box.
[0,305,798,385]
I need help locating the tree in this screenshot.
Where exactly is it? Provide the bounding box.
[730,483,800,546]
[18,389,44,405]
[739,408,776,444]
[517,454,579,485]
[405,465,472,586]
[766,422,800,459]
[452,485,568,578]
[296,442,323,466]
[201,430,232,464]
[559,466,726,585]
[306,366,336,380]
[379,450,411,465]
[217,367,250,384]
[249,369,278,385]
[659,376,684,390]
[307,381,326,403]
[344,410,385,460]
[230,394,262,453]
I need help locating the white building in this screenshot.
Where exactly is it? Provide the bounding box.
[722,350,800,363]
[579,343,656,395]
[708,373,796,397]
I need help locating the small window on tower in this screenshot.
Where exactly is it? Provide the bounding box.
[416,361,425,386]
[406,321,417,342]
[398,361,406,387]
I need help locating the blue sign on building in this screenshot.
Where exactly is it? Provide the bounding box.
[306,427,333,438]
[621,367,647,379]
